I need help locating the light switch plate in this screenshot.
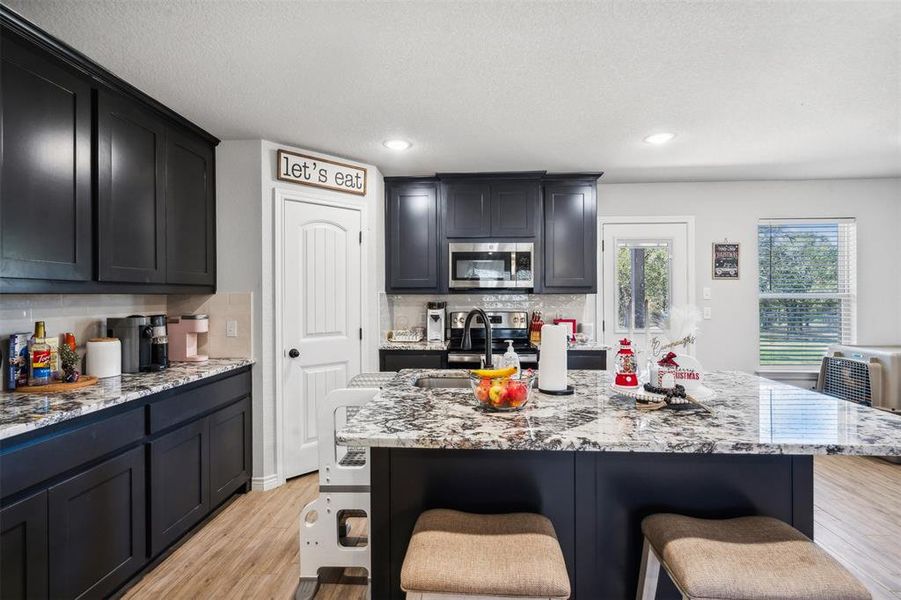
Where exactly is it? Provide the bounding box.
[703,307,712,320]
[226,320,238,337]
[702,287,712,300]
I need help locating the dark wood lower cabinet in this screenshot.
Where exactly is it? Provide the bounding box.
[149,419,210,556]
[567,350,606,370]
[209,398,252,507]
[48,446,146,600]
[0,491,49,600]
[379,349,606,371]
[0,368,252,600]
[379,350,446,371]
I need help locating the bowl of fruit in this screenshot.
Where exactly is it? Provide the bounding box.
[468,367,536,411]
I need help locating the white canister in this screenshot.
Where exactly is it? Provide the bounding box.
[86,337,122,379]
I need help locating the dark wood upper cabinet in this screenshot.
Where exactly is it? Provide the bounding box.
[386,181,439,290]
[1,491,49,600]
[165,129,216,286]
[443,181,539,238]
[444,183,490,238]
[48,446,146,600]
[0,9,219,294]
[0,32,93,282]
[97,90,167,283]
[384,174,599,294]
[542,181,597,292]
[490,181,539,237]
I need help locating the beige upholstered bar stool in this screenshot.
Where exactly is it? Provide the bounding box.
[636,513,871,600]
[401,509,571,600]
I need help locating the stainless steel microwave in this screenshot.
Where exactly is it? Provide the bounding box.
[448,242,534,289]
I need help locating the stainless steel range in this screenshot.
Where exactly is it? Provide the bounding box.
[446,310,537,368]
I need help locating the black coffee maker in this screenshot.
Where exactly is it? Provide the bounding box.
[149,314,168,371]
[107,316,153,373]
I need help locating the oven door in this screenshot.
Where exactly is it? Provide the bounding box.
[448,243,533,289]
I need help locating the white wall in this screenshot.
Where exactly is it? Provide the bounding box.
[216,140,268,479]
[597,178,901,374]
[216,139,384,490]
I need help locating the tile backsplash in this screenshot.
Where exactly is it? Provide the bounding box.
[168,293,253,359]
[1,295,168,350]
[1,293,252,359]
[380,293,597,340]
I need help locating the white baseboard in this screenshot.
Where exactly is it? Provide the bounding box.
[252,474,282,491]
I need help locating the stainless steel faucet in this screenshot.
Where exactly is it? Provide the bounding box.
[461,308,493,368]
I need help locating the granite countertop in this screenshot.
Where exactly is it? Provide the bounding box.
[336,369,901,456]
[379,340,607,352]
[545,342,610,351]
[0,358,254,441]
[379,340,450,351]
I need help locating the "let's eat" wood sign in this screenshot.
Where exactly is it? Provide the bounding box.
[277,149,367,196]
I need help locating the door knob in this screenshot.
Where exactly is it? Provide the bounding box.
[288,348,300,358]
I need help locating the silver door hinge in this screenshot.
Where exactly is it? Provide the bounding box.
[359,231,363,244]
[359,328,363,340]
[601,240,605,252]
[602,320,606,332]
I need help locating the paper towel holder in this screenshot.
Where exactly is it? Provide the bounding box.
[538,385,574,395]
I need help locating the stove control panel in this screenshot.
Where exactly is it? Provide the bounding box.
[448,311,529,330]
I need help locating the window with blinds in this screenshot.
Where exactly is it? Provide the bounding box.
[758,218,856,368]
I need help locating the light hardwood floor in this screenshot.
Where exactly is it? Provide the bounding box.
[814,456,901,600]
[124,456,900,600]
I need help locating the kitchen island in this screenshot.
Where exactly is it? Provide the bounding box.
[337,369,901,599]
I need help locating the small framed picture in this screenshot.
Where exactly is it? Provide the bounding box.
[553,318,577,341]
[712,242,740,280]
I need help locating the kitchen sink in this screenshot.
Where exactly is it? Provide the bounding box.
[413,376,470,389]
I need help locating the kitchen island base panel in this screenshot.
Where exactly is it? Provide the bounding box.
[370,448,813,600]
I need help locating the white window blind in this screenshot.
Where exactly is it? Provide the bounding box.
[758,218,856,368]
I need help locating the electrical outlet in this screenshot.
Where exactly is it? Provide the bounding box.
[226,320,238,337]
[703,307,712,320]
[702,287,712,300]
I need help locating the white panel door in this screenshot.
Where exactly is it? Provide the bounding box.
[602,222,690,356]
[283,200,362,478]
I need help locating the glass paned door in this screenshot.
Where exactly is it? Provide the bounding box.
[602,221,690,352]
[615,239,673,330]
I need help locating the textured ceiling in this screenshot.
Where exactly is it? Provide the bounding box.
[5,0,900,182]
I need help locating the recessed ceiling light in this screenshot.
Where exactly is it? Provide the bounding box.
[383,139,412,151]
[644,132,676,145]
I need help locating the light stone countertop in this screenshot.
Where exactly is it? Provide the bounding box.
[378,340,450,351]
[337,369,901,456]
[0,358,254,441]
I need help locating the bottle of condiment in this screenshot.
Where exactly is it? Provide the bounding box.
[29,321,52,386]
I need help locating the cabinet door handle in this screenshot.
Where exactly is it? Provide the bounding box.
[288,348,300,358]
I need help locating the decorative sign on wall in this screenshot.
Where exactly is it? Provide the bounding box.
[712,242,740,280]
[277,149,367,196]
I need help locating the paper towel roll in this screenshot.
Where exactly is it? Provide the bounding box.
[538,324,568,391]
[86,337,122,379]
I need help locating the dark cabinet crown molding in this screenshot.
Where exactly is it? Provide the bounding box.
[383,176,439,184]
[543,172,604,181]
[436,171,548,180]
[0,5,220,146]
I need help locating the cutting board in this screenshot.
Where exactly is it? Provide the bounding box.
[13,376,99,393]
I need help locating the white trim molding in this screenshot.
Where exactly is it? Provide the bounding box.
[251,474,282,492]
